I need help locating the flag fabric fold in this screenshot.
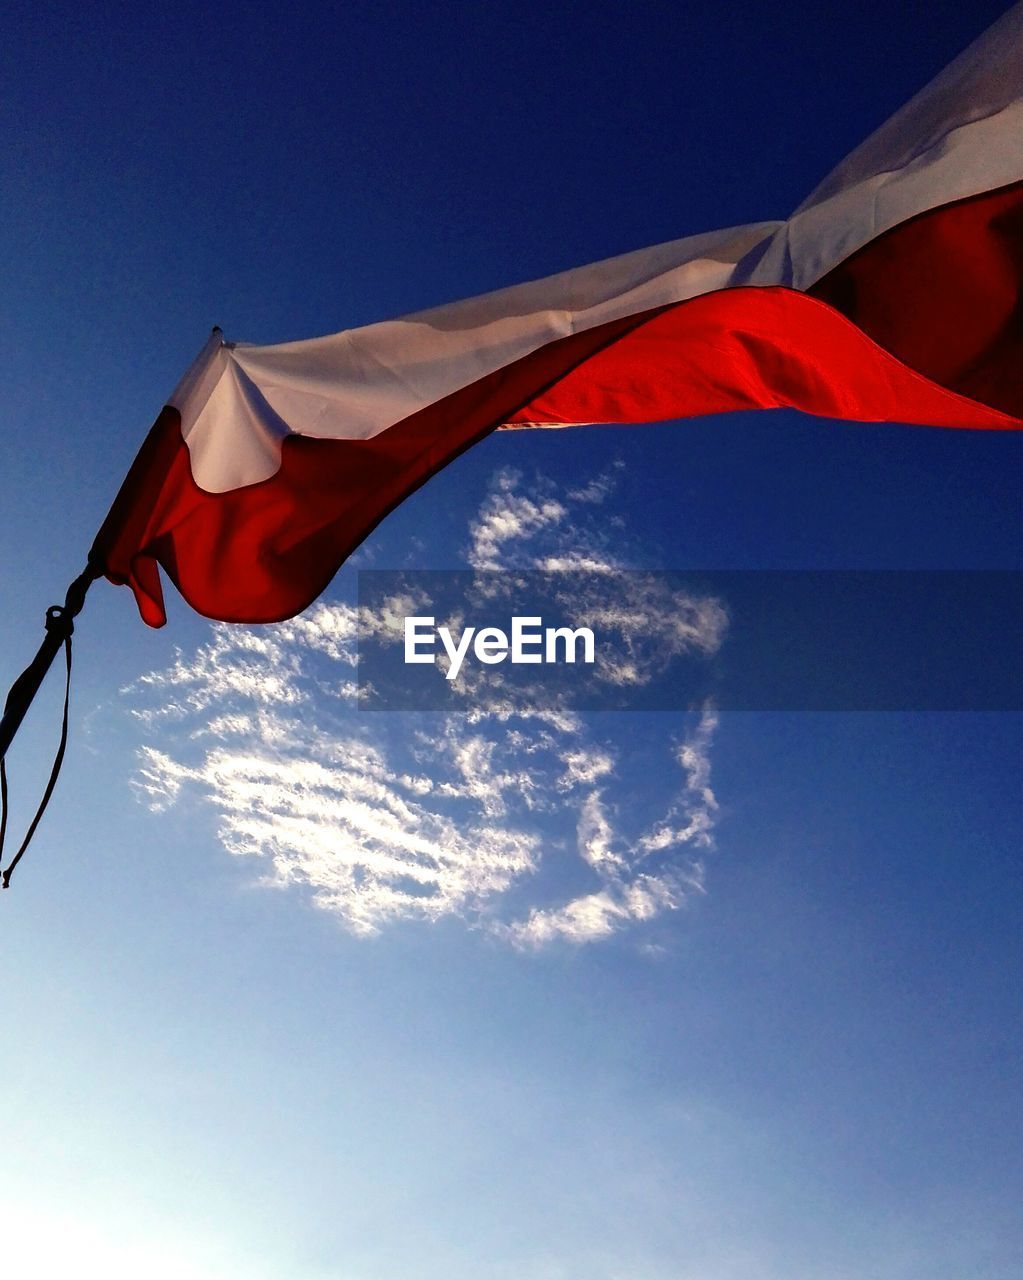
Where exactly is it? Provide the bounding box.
[96,4,1023,626]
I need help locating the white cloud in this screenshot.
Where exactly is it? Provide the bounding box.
[467,467,569,570]
[558,746,615,790]
[466,462,629,572]
[498,704,717,950]
[566,461,624,505]
[127,468,724,947]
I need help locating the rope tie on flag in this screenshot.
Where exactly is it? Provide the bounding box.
[0,561,101,889]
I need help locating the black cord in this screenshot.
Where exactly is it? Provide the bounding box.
[0,610,74,889]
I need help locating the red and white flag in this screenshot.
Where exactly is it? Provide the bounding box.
[96,5,1023,626]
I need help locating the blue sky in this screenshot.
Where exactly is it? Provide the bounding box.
[2,2,1022,1276]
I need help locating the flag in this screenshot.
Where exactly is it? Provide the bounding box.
[96,4,1023,627]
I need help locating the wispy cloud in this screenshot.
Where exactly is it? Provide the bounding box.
[467,462,632,573]
[496,704,717,949]
[126,466,724,947]
[467,468,569,571]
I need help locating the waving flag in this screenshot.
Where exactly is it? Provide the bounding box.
[95,4,1023,627]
